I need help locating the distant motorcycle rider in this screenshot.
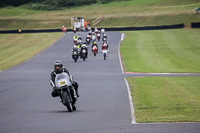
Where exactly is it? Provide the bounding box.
[73,34,79,40]
[91,41,98,51]
[102,33,109,49]
[102,33,108,43]
[102,43,108,50]
[50,60,79,97]
[85,35,90,41]
[85,35,91,45]
[80,43,88,58]
[72,45,79,54]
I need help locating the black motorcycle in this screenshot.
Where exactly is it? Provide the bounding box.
[80,48,87,61]
[86,38,91,45]
[72,50,79,62]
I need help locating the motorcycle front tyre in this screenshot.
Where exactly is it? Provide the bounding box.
[104,53,106,60]
[62,91,73,112]
[72,104,76,111]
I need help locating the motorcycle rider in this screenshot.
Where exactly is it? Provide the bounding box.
[101,27,105,34]
[102,33,109,49]
[88,31,92,39]
[78,36,82,42]
[91,41,98,52]
[102,43,108,50]
[73,34,79,40]
[102,33,108,42]
[92,32,96,42]
[73,34,79,45]
[50,60,79,98]
[85,35,91,45]
[94,27,98,34]
[80,43,88,58]
[77,36,83,46]
[72,45,79,54]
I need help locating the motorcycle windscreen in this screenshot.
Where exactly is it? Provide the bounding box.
[102,50,108,54]
[55,73,72,88]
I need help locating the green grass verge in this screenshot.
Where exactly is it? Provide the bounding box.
[127,76,200,123]
[121,29,200,73]
[0,0,200,29]
[0,33,63,70]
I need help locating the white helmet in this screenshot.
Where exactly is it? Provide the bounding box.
[83,44,87,47]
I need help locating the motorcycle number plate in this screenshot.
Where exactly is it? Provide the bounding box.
[59,81,66,86]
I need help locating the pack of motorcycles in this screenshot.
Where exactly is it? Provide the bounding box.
[72,29,109,62]
[55,29,108,112]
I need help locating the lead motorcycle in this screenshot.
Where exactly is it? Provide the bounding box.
[53,73,77,112]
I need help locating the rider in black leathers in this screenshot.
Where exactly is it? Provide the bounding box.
[50,60,79,97]
[80,42,88,58]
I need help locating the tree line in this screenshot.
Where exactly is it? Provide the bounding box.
[0,0,131,9]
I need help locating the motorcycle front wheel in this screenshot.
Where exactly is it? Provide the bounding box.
[72,104,76,111]
[62,91,73,112]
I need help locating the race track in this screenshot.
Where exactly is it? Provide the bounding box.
[0,32,199,133]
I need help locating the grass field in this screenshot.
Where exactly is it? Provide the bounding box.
[121,28,200,122]
[0,0,200,29]
[127,76,200,123]
[0,33,63,70]
[121,29,200,73]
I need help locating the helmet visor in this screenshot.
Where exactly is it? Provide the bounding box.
[55,65,61,70]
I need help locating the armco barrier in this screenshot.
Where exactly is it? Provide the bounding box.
[0,24,185,34]
[191,22,200,28]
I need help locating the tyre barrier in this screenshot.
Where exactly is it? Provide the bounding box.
[191,22,200,28]
[1,23,198,34]
[102,24,185,31]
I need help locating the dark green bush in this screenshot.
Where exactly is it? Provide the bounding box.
[0,0,131,9]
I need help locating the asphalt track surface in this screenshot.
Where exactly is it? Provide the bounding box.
[0,32,199,133]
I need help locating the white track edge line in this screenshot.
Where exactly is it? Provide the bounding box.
[119,33,136,124]
[124,78,136,124]
[118,33,124,73]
